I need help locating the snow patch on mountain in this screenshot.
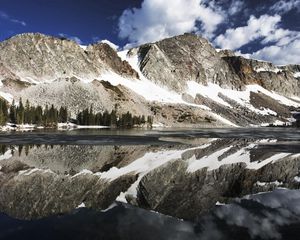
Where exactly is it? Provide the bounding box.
[254,67,282,73]
[209,113,239,127]
[187,81,231,107]
[100,40,119,50]
[248,85,300,107]
[100,71,184,104]
[0,91,13,103]
[115,50,186,104]
[294,72,300,78]
[79,45,87,50]
[187,81,300,114]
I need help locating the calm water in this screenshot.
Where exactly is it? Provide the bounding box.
[0,128,300,240]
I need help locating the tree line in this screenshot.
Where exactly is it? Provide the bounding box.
[0,98,68,126]
[0,98,153,128]
[0,144,56,156]
[76,106,153,128]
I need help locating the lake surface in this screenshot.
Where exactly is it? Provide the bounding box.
[0,128,300,239]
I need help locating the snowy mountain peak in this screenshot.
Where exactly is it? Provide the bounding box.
[0,32,299,128]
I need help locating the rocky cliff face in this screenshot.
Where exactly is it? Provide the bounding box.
[137,33,241,92]
[136,33,300,96]
[0,32,299,127]
[0,33,138,82]
[223,56,300,96]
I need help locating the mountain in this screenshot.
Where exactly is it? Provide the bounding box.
[0,32,299,127]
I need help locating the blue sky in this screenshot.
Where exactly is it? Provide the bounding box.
[0,0,299,64]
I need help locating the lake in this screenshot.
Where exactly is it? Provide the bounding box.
[0,128,300,240]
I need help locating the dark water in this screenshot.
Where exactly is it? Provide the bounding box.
[1,194,300,240]
[0,128,300,240]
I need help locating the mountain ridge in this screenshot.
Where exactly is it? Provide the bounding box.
[0,32,299,127]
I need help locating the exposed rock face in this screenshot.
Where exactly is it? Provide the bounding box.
[137,33,299,96]
[1,78,32,94]
[87,43,139,79]
[148,103,221,127]
[15,77,150,117]
[0,32,299,127]
[223,56,300,96]
[0,62,19,81]
[250,91,290,118]
[194,94,277,126]
[0,33,138,82]
[138,33,240,92]
[279,64,300,74]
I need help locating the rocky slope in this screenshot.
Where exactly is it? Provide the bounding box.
[137,33,240,91]
[0,33,138,82]
[137,33,299,96]
[0,32,299,127]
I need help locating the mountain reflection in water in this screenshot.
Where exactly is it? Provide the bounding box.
[0,130,300,239]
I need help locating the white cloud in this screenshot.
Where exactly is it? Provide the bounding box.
[261,28,300,46]
[0,10,26,26]
[58,33,83,45]
[117,1,299,65]
[271,0,300,14]
[118,0,224,46]
[250,38,300,65]
[228,0,244,16]
[214,13,300,65]
[214,14,281,50]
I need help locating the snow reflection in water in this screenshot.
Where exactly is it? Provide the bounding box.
[0,133,300,239]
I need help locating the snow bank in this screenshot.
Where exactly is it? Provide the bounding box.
[293,72,300,78]
[0,91,13,103]
[187,81,300,114]
[100,40,119,50]
[254,67,282,73]
[18,168,54,176]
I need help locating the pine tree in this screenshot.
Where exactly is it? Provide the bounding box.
[16,98,25,124]
[0,98,8,125]
[103,110,110,126]
[89,105,95,125]
[49,104,58,126]
[82,108,89,125]
[58,106,68,123]
[35,105,43,125]
[9,100,17,124]
[110,110,117,127]
[24,99,31,124]
[43,105,49,126]
[77,111,83,125]
[141,115,146,124]
[147,116,153,127]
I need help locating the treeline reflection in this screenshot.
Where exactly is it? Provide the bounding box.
[0,144,63,156]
